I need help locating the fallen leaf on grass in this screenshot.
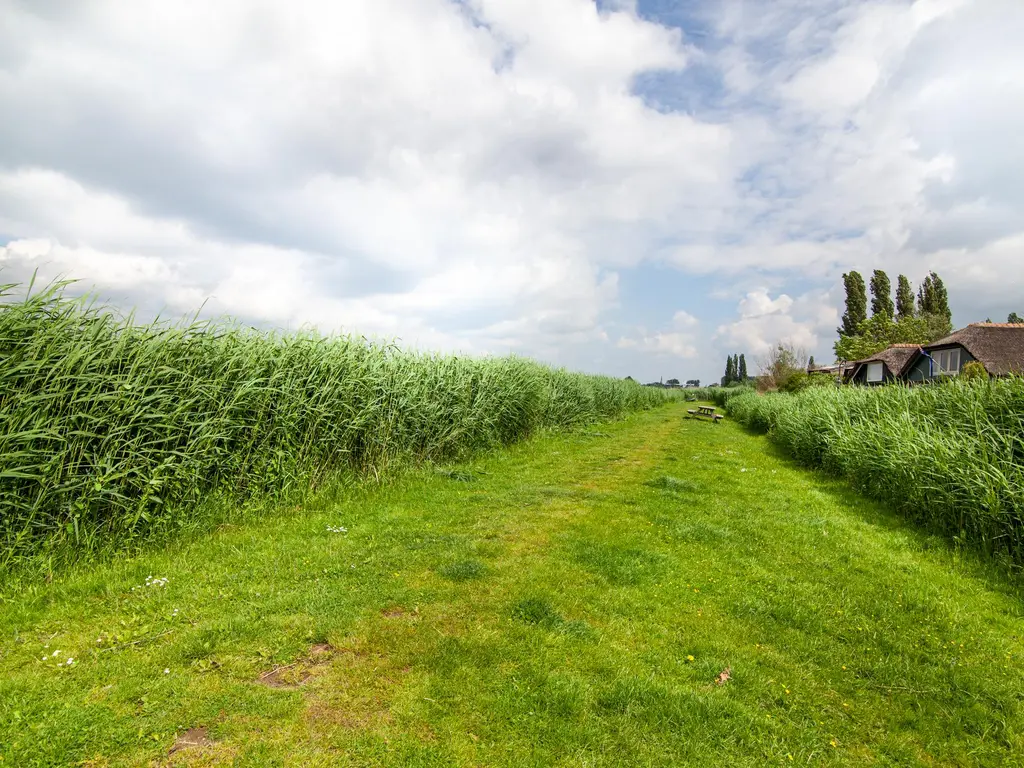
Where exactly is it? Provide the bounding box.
[715,667,732,685]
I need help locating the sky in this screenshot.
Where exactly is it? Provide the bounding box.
[1,0,1022,384]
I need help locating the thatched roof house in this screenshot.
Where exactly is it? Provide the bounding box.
[904,323,1024,381]
[847,344,921,385]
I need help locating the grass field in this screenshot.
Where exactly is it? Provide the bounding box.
[2,402,1023,766]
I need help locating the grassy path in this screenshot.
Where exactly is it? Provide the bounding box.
[2,403,1023,766]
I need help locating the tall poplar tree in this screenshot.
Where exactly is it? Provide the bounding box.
[917,274,936,314]
[869,269,893,319]
[917,271,953,339]
[932,272,951,324]
[738,353,747,382]
[838,271,867,337]
[896,274,915,320]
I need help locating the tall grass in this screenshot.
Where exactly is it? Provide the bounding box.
[687,385,755,409]
[725,381,1024,563]
[0,279,677,566]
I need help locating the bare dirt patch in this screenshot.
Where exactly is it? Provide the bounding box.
[169,726,215,754]
[258,663,312,689]
[256,643,338,688]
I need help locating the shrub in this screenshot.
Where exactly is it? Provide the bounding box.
[961,361,988,381]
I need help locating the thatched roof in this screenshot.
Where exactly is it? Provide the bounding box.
[850,344,921,377]
[924,323,1024,375]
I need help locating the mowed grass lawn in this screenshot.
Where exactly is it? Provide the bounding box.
[2,403,1023,767]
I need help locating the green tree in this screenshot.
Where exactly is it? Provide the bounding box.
[869,269,893,319]
[738,353,747,381]
[808,355,815,369]
[1009,312,1023,324]
[932,272,951,323]
[756,342,806,392]
[723,355,734,386]
[896,274,915,320]
[838,271,867,337]
[916,272,953,339]
[732,354,739,384]
[834,315,932,361]
[917,272,950,321]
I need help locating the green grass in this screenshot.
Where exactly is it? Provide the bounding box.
[2,403,1023,766]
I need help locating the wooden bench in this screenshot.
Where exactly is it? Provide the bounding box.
[686,406,723,422]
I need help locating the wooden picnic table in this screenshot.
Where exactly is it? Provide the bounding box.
[685,405,723,422]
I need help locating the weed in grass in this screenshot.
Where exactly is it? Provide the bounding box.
[644,475,699,494]
[511,596,563,627]
[569,540,664,586]
[434,469,478,482]
[437,559,487,582]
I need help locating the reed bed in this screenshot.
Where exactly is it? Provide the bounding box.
[0,279,677,565]
[724,381,1024,563]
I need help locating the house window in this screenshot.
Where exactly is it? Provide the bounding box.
[934,348,961,375]
[866,362,884,383]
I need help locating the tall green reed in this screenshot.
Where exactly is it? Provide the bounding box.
[724,381,1024,562]
[0,279,678,565]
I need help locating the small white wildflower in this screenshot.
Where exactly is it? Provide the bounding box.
[66,658,74,665]
[164,668,170,674]
[52,650,61,657]
[740,468,748,473]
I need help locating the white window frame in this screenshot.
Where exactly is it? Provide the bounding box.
[865,362,884,383]
[933,348,961,375]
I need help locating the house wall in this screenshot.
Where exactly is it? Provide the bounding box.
[850,363,897,385]
[905,344,977,382]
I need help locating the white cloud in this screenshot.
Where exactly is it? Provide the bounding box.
[672,309,699,328]
[0,0,736,372]
[614,308,701,359]
[0,0,1021,384]
[715,289,837,359]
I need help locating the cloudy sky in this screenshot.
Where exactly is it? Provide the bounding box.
[2,0,1022,383]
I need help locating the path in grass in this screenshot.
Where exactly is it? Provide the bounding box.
[2,403,1023,766]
